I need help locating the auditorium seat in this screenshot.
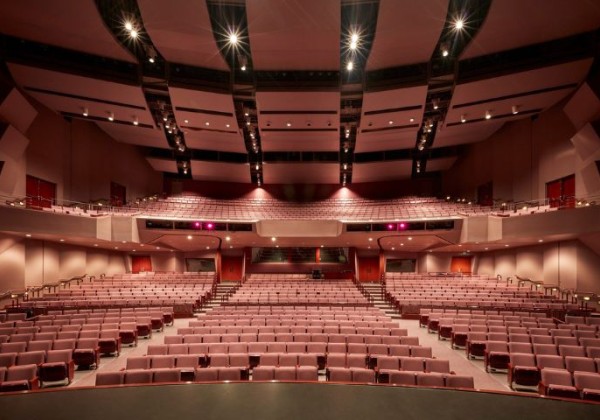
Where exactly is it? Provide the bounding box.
[539,368,579,399]
[124,369,153,385]
[0,364,39,392]
[152,368,181,383]
[39,349,74,387]
[573,371,600,401]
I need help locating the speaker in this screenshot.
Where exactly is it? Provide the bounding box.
[0,88,38,134]
[563,82,600,131]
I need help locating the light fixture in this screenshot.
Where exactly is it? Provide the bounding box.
[187,235,192,240]
[432,98,440,110]
[485,110,492,120]
[82,107,89,117]
[460,114,466,123]
[512,105,519,115]
[108,112,114,122]
[133,117,139,126]
[343,164,347,170]
[409,118,415,123]
[125,21,133,32]
[350,33,359,50]
[239,55,248,71]
[226,124,230,128]
[388,120,394,125]
[440,44,449,57]
[271,237,277,242]
[228,32,238,45]
[454,19,464,30]
[25,234,31,238]
[368,238,373,242]
[130,29,138,39]
[346,61,353,71]
[225,236,231,241]
[59,239,65,242]
[145,45,157,63]
[418,144,425,151]
[184,119,189,124]
[286,122,292,127]
[408,237,413,241]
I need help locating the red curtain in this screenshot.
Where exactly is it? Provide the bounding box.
[450,256,472,274]
[131,256,152,274]
[546,174,575,208]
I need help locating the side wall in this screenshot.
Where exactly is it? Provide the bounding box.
[3,95,161,203]
[442,101,600,202]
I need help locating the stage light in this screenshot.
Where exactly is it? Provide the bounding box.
[387,224,395,230]
[399,223,407,230]
[194,222,201,228]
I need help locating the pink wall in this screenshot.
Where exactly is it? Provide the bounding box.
[0,233,129,293]
[472,240,600,291]
[442,101,600,203]
[20,98,161,204]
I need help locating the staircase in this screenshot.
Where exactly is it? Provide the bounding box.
[197,281,240,313]
[361,282,401,319]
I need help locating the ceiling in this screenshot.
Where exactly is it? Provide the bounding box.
[0,0,599,185]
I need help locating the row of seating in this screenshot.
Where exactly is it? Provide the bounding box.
[484,343,600,373]
[179,325,404,335]
[153,341,429,355]
[0,349,75,391]
[166,334,415,348]
[1,322,147,345]
[509,354,600,391]
[539,368,600,401]
[1,332,122,356]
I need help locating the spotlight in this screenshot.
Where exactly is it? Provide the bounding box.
[399,223,407,230]
[133,117,139,126]
[82,107,88,117]
[125,21,133,32]
[228,31,239,45]
[130,29,138,39]
[347,61,353,71]
[205,222,214,230]
[454,19,464,30]
[432,98,440,110]
[512,105,519,115]
[460,114,466,123]
[387,224,395,231]
[194,222,201,228]
[108,112,114,121]
[145,45,157,63]
[286,122,292,127]
[388,120,394,125]
[485,110,492,120]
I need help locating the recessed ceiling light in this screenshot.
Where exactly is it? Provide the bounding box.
[114,247,119,250]
[505,244,510,247]
[25,234,31,238]
[83,107,89,117]
[485,110,492,120]
[206,246,210,250]
[368,238,373,242]
[400,243,404,246]
[133,117,139,126]
[512,105,519,115]
[108,112,114,122]
[409,118,414,123]
[391,247,395,251]
[228,32,238,45]
[225,236,231,241]
[59,239,65,242]
[320,245,324,248]
[156,246,160,250]
[286,122,292,127]
[184,119,189,124]
[484,247,489,250]
[408,237,413,241]
[205,122,210,126]
[132,249,136,252]
[346,61,353,71]
[538,239,544,243]
[187,235,192,240]
[271,237,277,242]
[388,120,393,125]
[94,244,98,247]
[460,114,467,123]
